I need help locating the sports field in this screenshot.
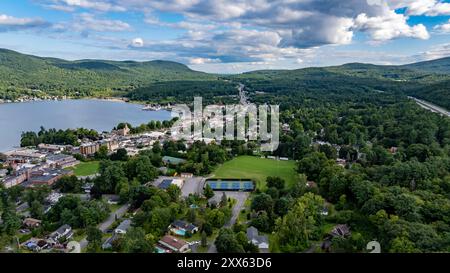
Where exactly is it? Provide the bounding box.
[67,161,100,176]
[206,179,255,191]
[212,156,298,189]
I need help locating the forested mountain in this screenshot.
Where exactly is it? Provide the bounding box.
[0,48,449,109]
[233,59,450,109]
[402,57,450,74]
[0,48,215,99]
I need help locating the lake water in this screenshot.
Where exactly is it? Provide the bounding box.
[0,99,172,152]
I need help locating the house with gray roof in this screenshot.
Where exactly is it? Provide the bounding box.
[49,224,73,242]
[115,219,132,234]
[103,219,132,249]
[246,226,269,253]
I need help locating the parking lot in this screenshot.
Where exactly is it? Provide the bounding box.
[149,176,205,197]
[181,177,205,197]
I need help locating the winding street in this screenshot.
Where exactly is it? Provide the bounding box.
[207,192,249,253]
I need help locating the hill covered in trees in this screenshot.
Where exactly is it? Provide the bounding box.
[231,58,450,109]
[1,48,449,109]
[0,48,215,100]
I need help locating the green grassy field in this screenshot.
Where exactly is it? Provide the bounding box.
[212,156,298,189]
[68,161,100,176]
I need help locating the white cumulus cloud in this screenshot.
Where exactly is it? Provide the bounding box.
[131,37,144,48]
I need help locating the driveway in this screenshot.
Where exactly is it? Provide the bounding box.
[223,192,249,227]
[79,203,130,250]
[207,191,249,253]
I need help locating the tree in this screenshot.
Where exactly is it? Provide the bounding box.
[95,145,109,160]
[251,193,273,213]
[135,156,158,184]
[1,209,21,235]
[220,192,228,207]
[215,228,245,253]
[206,209,226,228]
[54,175,82,193]
[266,177,285,190]
[406,144,431,162]
[274,197,292,216]
[86,226,103,253]
[110,148,128,161]
[122,227,154,253]
[266,187,279,199]
[30,200,44,219]
[235,231,259,253]
[166,184,181,202]
[152,141,162,154]
[95,161,127,194]
[290,174,307,198]
[319,144,338,160]
[389,234,418,253]
[187,208,197,224]
[203,184,214,199]
[202,222,213,236]
[250,211,271,232]
[275,196,316,252]
[201,231,208,247]
[297,152,331,182]
[60,208,78,227]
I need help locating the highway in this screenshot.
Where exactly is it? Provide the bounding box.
[410,97,450,117]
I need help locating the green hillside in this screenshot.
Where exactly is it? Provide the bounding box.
[1,48,449,109]
[232,59,450,109]
[402,57,450,74]
[0,48,215,100]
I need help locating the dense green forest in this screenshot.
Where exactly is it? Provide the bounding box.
[231,58,450,109]
[0,48,215,99]
[126,80,239,104]
[1,48,449,109]
[227,75,450,252]
[1,48,450,253]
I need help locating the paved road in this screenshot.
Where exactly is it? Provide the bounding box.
[410,97,450,117]
[207,191,249,253]
[224,192,249,228]
[79,203,130,250]
[238,83,248,105]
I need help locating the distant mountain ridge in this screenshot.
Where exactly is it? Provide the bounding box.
[0,48,214,99]
[0,48,449,109]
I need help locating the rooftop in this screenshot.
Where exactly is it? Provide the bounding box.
[115,219,132,233]
[162,156,186,165]
[159,235,187,250]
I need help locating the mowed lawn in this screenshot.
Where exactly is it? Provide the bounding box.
[212,156,298,189]
[68,161,100,176]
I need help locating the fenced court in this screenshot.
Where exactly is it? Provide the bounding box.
[205,179,255,192]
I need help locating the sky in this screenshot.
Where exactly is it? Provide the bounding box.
[0,0,450,73]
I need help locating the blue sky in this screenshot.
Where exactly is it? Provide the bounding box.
[0,0,450,73]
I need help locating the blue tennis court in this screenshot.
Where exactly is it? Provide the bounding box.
[205,179,255,191]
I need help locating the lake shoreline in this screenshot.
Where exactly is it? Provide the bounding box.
[0,96,173,111]
[0,99,172,152]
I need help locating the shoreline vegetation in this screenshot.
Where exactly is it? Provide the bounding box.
[0,95,174,111]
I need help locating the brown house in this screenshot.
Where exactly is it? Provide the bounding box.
[157,235,190,253]
[23,218,42,228]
